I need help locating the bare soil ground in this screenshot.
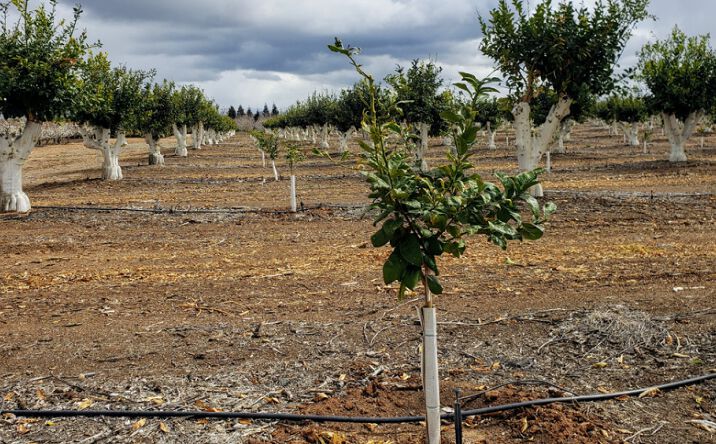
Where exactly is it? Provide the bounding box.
[0,125,714,443]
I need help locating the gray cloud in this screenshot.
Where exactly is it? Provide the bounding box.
[54,0,716,108]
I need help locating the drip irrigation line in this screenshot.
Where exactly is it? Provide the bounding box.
[31,203,367,216]
[2,373,713,425]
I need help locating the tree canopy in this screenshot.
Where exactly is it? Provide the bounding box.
[638,27,716,120]
[0,0,94,121]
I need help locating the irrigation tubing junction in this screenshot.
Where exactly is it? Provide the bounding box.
[2,373,714,425]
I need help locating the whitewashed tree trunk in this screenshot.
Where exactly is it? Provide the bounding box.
[625,122,640,146]
[663,111,703,162]
[486,121,497,150]
[261,151,266,168]
[337,130,353,153]
[191,122,204,150]
[173,124,188,157]
[271,159,279,181]
[553,120,573,154]
[82,127,125,180]
[415,122,430,172]
[513,97,572,197]
[319,123,330,149]
[0,120,42,213]
[145,133,164,166]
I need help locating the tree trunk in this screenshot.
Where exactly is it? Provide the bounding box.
[0,121,42,213]
[272,160,279,181]
[191,122,204,150]
[81,127,125,180]
[553,120,573,154]
[415,122,430,172]
[487,122,497,150]
[663,111,702,162]
[173,124,188,157]
[338,130,352,153]
[513,97,572,197]
[319,124,330,149]
[626,122,640,146]
[145,133,164,166]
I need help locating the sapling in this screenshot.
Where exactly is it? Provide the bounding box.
[330,39,556,444]
[252,130,280,181]
[285,143,305,212]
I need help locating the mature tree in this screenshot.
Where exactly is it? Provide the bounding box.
[0,0,92,212]
[227,105,237,119]
[170,86,192,156]
[385,60,448,171]
[638,27,716,162]
[237,105,245,117]
[262,103,270,117]
[480,0,650,195]
[271,103,279,116]
[608,94,649,146]
[138,80,175,166]
[474,97,508,149]
[75,53,153,180]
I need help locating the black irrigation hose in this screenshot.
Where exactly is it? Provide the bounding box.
[31,203,367,216]
[2,373,713,425]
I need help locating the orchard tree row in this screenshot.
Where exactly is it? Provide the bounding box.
[227,104,279,120]
[0,0,237,212]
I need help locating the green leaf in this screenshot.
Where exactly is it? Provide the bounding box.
[371,228,390,247]
[399,235,423,267]
[402,266,421,290]
[382,218,403,237]
[426,275,443,295]
[543,202,557,217]
[519,223,544,240]
[383,251,406,284]
[425,237,444,256]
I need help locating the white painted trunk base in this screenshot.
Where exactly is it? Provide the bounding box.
[0,121,42,212]
[81,127,125,181]
[513,98,572,197]
[663,111,703,162]
[319,124,330,150]
[145,134,165,166]
[487,122,497,150]
[416,122,430,172]
[173,124,188,157]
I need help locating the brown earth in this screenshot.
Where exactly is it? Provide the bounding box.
[0,125,714,443]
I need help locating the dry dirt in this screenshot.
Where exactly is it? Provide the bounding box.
[0,125,714,443]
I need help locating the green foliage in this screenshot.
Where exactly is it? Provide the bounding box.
[329,39,555,300]
[138,80,175,139]
[385,59,449,135]
[611,94,648,123]
[0,0,95,121]
[75,52,154,133]
[285,143,305,174]
[637,27,716,120]
[227,105,237,119]
[251,130,279,160]
[474,97,508,128]
[480,0,650,101]
[264,91,338,129]
[172,85,206,127]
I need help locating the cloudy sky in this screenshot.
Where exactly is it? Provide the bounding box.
[49,0,716,111]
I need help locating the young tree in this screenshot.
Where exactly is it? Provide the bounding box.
[251,130,280,181]
[385,60,448,171]
[638,27,716,162]
[285,143,305,212]
[227,105,237,119]
[331,40,556,444]
[480,0,650,196]
[0,0,92,212]
[138,80,175,166]
[75,53,152,180]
